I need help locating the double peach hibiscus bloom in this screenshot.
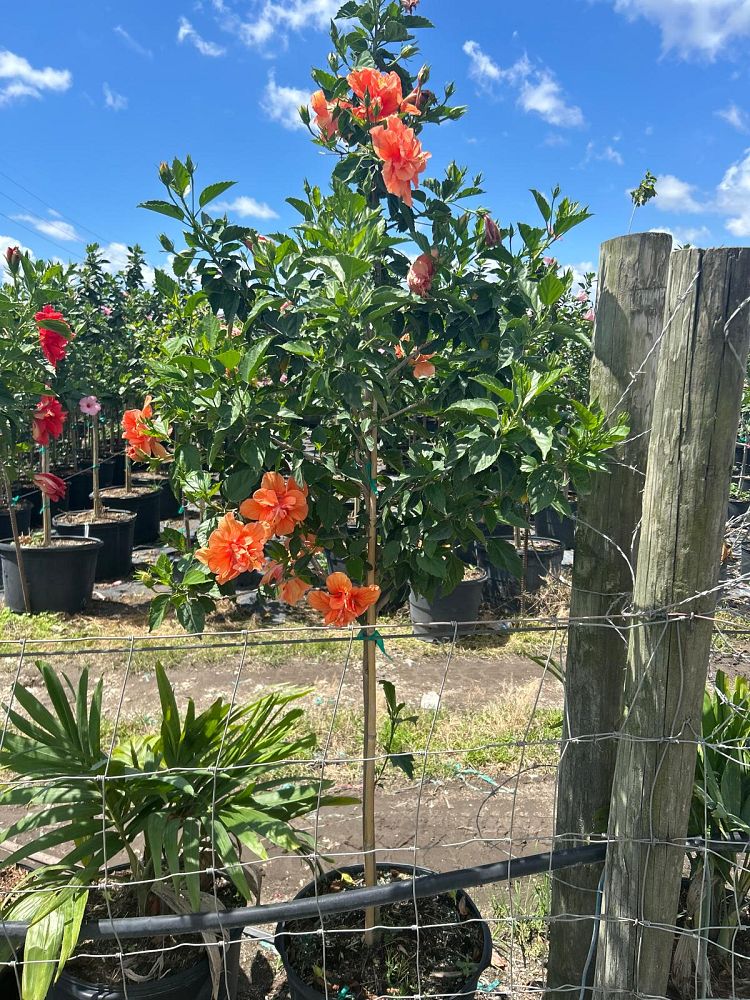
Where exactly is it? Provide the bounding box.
[196,472,380,626]
[122,396,170,461]
[311,68,429,208]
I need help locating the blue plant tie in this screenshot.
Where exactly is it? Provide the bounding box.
[338,988,350,999]
[355,627,391,660]
[477,980,501,993]
[12,496,19,504]
[178,505,184,514]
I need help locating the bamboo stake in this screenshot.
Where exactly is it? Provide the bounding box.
[363,395,379,945]
[125,454,132,493]
[0,461,30,613]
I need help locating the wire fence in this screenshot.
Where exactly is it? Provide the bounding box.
[0,598,748,1000]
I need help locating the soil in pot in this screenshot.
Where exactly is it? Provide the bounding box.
[0,536,102,614]
[53,509,137,581]
[48,876,241,1000]
[409,565,487,640]
[97,486,161,546]
[132,472,181,520]
[278,865,491,1000]
[0,502,31,541]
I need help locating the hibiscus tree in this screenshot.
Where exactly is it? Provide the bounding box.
[141,0,627,923]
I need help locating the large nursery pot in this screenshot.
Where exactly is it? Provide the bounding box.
[0,537,102,613]
[477,534,564,597]
[67,464,114,509]
[97,486,161,545]
[728,497,750,521]
[276,863,492,1000]
[534,502,577,550]
[107,452,126,488]
[409,566,488,640]
[12,481,68,528]
[0,501,31,540]
[53,509,137,580]
[132,472,181,520]
[47,928,242,1000]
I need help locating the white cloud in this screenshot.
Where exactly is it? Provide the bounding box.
[234,0,340,48]
[717,150,750,236]
[177,17,226,57]
[584,141,624,166]
[463,40,502,83]
[649,225,711,245]
[101,242,156,286]
[652,174,705,213]
[114,25,153,59]
[607,0,750,59]
[103,83,127,112]
[716,103,749,132]
[262,73,309,130]
[214,195,279,220]
[462,42,584,128]
[12,213,82,243]
[0,50,71,106]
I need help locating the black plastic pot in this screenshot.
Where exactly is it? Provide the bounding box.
[477,534,564,597]
[67,469,95,511]
[409,569,488,640]
[53,510,137,581]
[132,473,181,520]
[0,502,32,540]
[276,863,491,1000]
[0,538,102,613]
[48,930,242,1000]
[97,487,161,545]
[728,498,750,521]
[12,481,68,528]
[107,453,126,488]
[534,503,577,550]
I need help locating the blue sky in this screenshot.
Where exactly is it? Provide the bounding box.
[3,0,750,284]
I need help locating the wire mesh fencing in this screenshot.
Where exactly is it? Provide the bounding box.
[0,599,748,1000]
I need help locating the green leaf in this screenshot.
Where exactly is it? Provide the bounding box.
[529,425,554,459]
[22,902,65,1000]
[281,341,315,358]
[468,437,503,474]
[471,375,513,403]
[215,348,242,370]
[199,180,236,209]
[148,594,170,633]
[446,399,499,421]
[138,199,185,221]
[389,753,415,779]
[239,336,273,383]
[537,272,566,307]
[154,269,179,301]
[224,467,257,504]
[530,189,552,222]
[486,536,523,577]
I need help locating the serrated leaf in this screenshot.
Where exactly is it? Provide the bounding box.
[138,199,185,221]
[199,180,236,209]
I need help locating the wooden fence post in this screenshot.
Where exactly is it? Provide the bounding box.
[546,232,672,997]
[593,247,750,1000]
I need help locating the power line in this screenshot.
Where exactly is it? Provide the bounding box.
[0,208,86,263]
[0,163,113,245]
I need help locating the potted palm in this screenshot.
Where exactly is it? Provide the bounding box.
[0,661,352,1000]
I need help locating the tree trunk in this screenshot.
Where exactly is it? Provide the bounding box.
[593,247,750,1000]
[546,233,672,998]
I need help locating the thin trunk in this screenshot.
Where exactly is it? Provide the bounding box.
[363,395,379,945]
[92,418,103,520]
[41,448,51,548]
[1,461,30,613]
[125,454,132,493]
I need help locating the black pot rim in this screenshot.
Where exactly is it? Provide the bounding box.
[52,508,138,527]
[275,862,492,1000]
[515,534,564,555]
[0,537,104,553]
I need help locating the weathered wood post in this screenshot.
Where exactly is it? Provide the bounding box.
[593,247,750,1000]
[546,232,673,997]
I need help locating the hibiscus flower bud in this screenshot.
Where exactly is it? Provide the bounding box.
[407,250,438,298]
[4,246,21,272]
[158,161,171,184]
[483,216,502,248]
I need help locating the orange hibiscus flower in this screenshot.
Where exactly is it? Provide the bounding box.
[260,560,284,587]
[122,396,170,461]
[307,572,381,628]
[395,335,437,379]
[196,513,269,586]
[240,472,309,536]
[311,89,343,139]
[279,575,312,605]
[370,115,430,207]
[347,68,413,122]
